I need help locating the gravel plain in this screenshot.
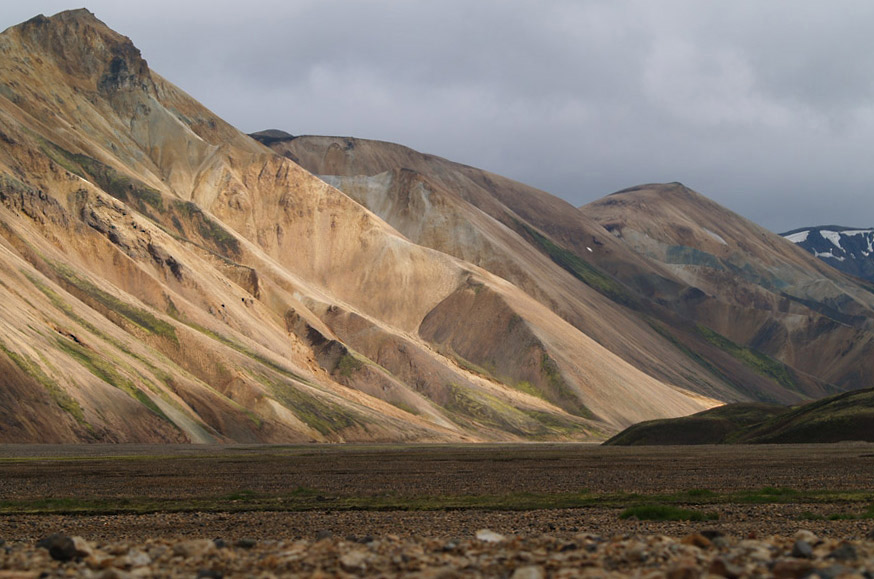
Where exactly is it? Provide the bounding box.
[1,443,873,577]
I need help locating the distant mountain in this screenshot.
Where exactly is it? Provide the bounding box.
[605,387,874,445]
[782,226,874,283]
[581,183,874,398]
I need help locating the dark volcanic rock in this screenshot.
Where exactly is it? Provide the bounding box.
[783,226,874,283]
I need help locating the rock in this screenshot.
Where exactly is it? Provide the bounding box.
[625,542,648,562]
[827,543,857,561]
[71,536,95,559]
[867,528,874,540]
[197,570,224,579]
[234,538,256,550]
[794,530,818,544]
[172,539,215,558]
[475,529,507,543]
[558,541,578,552]
[771,559,815,579]
[126,549,151,568]
[667,564,699,579]
[709,557,744,578]
[701,529,726,540]
[85,549,115,570]
[212,539,227,549]
[511,565,545,579]
[791,540,813,559]
[816,565,853,579]
[36,534,78,562]
[315,529,333,541]
[339,549,369,572]
[681,533,712,549]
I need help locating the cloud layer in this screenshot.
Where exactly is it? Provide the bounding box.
[8,1,874,232]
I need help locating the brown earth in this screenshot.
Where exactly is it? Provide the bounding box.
[1,443,873,537]
[2,444,874,576]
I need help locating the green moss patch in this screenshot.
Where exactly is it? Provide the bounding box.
[55,336,169,422]
[518,221,636,308]
[336,353,364,378]
[171,200,241,258]
[252,371,362,436]
[0,340,87,425]
[39,140,164,214]
[620,504,718,522]
[696,325,796,390]
[46,261,178,344]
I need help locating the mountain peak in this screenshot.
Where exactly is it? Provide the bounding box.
[249,129,296,146]
[608,182,688,197]
[9,8,152,96]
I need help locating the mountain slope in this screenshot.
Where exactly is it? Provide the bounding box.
[262,135,874,407]
[263,136,806,406]
[582,183,874,396]
[783,226,874,283]
[605,387,874,445]
[0,9,717,442]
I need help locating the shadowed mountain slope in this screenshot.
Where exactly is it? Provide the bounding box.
[0,10,719,442]
[605,387,874,445]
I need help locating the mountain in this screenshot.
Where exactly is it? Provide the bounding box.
[782,226,874,283]
[0,9,720,443]
[605,387,874,445]
[3,10,873,444]
[581,183,874,396]
[263,138,874,407]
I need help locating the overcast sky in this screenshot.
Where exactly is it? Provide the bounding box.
[5,1,874,232]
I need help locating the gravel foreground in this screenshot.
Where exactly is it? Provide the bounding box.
[2,508,874,578]
[3,443,874,576]
[3,525,874,578]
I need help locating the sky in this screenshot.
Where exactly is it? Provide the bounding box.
[3,1,874,233]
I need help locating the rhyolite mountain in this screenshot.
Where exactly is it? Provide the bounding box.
[782,226,874,283]
[0,10,871,444]
[0,9,713,443]
[261,138,874,405]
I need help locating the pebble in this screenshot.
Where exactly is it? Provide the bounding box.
[475,529,507,543]
[791,539,814,558]
[1,529,872,577]
[511,565,545,579]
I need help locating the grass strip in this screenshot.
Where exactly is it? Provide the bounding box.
[2,486,874,516]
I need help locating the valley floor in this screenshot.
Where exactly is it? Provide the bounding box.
[1,443,873,576]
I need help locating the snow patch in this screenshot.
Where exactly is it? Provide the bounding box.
[820,230,843,249]
[703,228,727,245]
[783,230,809,243]
[815,250,845,262]
[586,246,593,252]
[839,229,874,236]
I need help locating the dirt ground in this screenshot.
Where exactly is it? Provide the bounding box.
[1,442,873,543]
